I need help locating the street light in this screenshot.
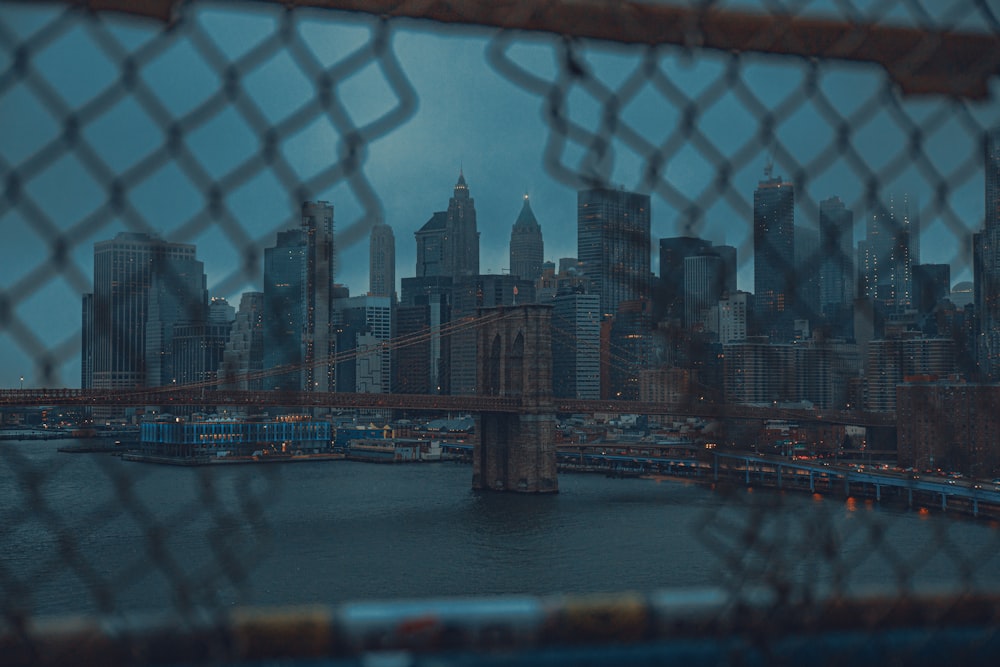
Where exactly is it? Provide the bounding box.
[20,376,24,390]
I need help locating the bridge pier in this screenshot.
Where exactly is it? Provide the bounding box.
[473,305,558,493]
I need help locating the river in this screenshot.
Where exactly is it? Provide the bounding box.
[3,439,1000,618]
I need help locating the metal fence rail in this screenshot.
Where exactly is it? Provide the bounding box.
[2,0,1000,664]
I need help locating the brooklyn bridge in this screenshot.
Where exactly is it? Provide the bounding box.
[0,305,894,493]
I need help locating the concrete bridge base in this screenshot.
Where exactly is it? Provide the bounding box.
[474,304,558,493]
[474,412,557,493]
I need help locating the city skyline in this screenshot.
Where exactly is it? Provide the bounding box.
[0,2,995,389]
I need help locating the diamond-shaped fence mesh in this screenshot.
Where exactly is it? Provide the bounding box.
[2,0,1000,664]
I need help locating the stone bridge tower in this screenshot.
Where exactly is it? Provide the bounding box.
[474,304,558,493]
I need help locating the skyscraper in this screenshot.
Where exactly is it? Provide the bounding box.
[551,292,601,399]
[658,236,712,326]
[509,193,544,282]
[262,201,336,392]
[332,295,392,394]
[683,253,726,331]
[753,169,795,341]
[858,194,915,316]
[974,127,1000,379]
[84,232,205,392]
[369,220,396,300]
[219,292,265,391]
[446,171,480,279]
[300,201,336,393]
[819,196,854,315]
[577,187,651,318]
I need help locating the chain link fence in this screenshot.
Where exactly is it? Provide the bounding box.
[2,0,1000,664]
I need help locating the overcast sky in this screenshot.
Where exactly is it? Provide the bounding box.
[0,2,997,389]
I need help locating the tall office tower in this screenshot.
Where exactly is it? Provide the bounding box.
[446,171,480,279]
[974,127,1000,379]
[551,293,601,399]
[718,291,751,344]
[85,232,205,393]
[171,321,231,386]
[794,225,821,328]
[866,337,956,412]
[332,295,392,394]
[753,168,795,341]
[683,253,725,331]
[607,298,653,400]
[262,201,336,393]
[81,294,93,389]
[415,212,448,278]
[509,193,544,282]
[219,292,265,391]
[143,248,207,387]
[578,187,651,319]
[819,197,854,316]
[263,228,306,391]
[399,276,452,394]
[858,194,915,316]
[300,201,336,393]
[912,264,951,316]
[657,236,712,325]
[713,244,738,294]
[208,297,236,324]
[369,220,396,299]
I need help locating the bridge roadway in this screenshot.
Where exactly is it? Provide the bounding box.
[0,388,895,427]
[712,452,1000,516]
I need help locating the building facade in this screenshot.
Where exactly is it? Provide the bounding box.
[219,292,265,391]
[577,188,651,319]
[865,336,956,412]
[819,196,854,318]
[369,220,396,299]
[897,381,1000,476]
[974,127,1000,379]
[85,232,205,392]
[753,170,795,341]
[551,292,601,399]
[509,194,544,283]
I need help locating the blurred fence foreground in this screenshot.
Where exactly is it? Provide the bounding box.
[3,0,1000,665]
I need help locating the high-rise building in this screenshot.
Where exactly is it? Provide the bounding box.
[219,292,265,391]
[683,253,726,331]
[262,201,336,393]
[658,237,713,325]
[974,127,1000,379]
[858,194,915,316]
[509,193,544,282]
[866,336,955,412]
[753,169,795,341]
[819,197,854,310]
[263,228,306,391]
[84,232,205,393]
[414,211,448,279]
[399,276,452,394]
[446,171,480,279]
[369,220,396,300]
[607,298,653,400]
[551,292,600,399]
[578,187,651,321]
[794,225,821,327]
[718,291,751,344]
[912,264,951,316]
[332,295,392,395]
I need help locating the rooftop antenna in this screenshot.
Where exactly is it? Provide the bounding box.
[764,155,774,180]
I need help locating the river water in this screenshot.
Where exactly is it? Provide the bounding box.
[4,439,1000,618]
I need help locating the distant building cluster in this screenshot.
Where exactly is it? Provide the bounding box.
[81,127,1000,472]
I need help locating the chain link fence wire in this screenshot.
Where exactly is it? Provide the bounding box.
[2,0,1000,664]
